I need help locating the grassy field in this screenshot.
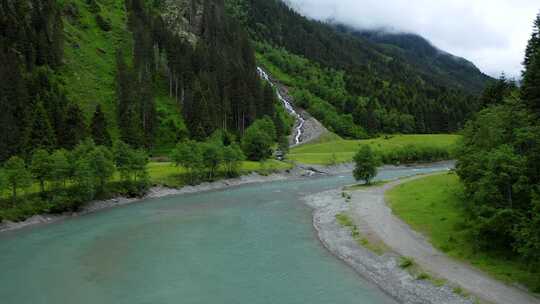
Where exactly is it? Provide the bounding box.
[147,160,293,187]
[386,173,539,292]
[289,134,460,165]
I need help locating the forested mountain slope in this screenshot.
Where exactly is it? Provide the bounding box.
[246,0,492,136]
[0,0,492,164]
[0,0,289,162]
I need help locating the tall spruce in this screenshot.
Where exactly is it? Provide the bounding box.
[91,105,112,147]
[26,100,56,153]
[522,12,540,116]
[62,104,88,149]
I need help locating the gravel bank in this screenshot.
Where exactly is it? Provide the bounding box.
[304,189,473,304]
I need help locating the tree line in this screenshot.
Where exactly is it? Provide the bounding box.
[0,139,149,222]
[456,13,540,275]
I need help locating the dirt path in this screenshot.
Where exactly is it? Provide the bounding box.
[348,175,540,304]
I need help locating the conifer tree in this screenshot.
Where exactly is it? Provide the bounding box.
[91,105,112,147]
[26,100,56,153]
[523,13,540,72]
[522,13,540,116]
[62,103,88,149]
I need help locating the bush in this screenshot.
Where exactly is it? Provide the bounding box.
[242,117,276,161]
[380,145,450,165]
[399,256,415,269]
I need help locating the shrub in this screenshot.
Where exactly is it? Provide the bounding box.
[399,256,415,269]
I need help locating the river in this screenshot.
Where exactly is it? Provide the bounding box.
[0,164,451,304]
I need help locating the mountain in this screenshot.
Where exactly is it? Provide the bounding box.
[245,0,492,135]
[337,26,490,94]
[0,0,492,162]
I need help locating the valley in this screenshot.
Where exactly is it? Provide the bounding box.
[1,0,540,303]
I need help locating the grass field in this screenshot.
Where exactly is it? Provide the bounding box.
[386,173,539,292]
[289,134,460,165]
[147,160,293,187]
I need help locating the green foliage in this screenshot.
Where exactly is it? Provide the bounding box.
[30,149,52,194]
[399,257,415,269]
[26,101,57,153]
[223,144,245,177]
[49,149,71,189]
[171,140,204,184]
[241,117,277,161]
[353,145,378,184]
[3,156,32,203]
[113,141,150,193]
[87,146,115,191]
[201,142,224,180]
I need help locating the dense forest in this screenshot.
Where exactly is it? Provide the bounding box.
[456,13,540,271]
[0,0,290,164]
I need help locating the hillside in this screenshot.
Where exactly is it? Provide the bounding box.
[342,27,491,94]
[0,0,492,163]
[246,0,491,136]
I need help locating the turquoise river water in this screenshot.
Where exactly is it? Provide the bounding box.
[0,164,451,304]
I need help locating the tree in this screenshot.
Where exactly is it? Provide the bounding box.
[49,149,71,189]
[223,143,245,177]
[202,142,224,180]
[26,100,56,153]
[3,156,32,203]
[30,149,51,194]
[113,141,149,188]
[87,146,115,192]
[113,141,134,182]
[171,140,204,184]
[241,117,276,161]
[90,105,112,146]
[62,103,88,149]
[522,13,540,116]
[353,145,378,185]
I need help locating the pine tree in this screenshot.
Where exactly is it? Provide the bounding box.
[91,105,112,146]
[523,13,540,72]
[522,13,540,116]
[262,82,276,118]
[25,100,56,153]
[62,103,88,149]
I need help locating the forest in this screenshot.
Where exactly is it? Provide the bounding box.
[246,0,488,138]
[456,14,540,270]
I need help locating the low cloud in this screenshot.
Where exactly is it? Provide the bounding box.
[286,0,540,78]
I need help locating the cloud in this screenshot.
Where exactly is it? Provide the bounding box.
[285,0,540,78]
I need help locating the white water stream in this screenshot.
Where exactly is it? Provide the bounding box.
[257,67,305,146]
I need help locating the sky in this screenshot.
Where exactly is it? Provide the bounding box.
[285,0,540,78]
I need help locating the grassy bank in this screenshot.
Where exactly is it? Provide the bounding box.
[0,160,292,222]
[289,134,460,165]
[386,173,540,292]
[147,160,293,187]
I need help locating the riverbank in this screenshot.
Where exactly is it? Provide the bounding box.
[312,173,540,304]
[304,187,472,304]
[0,162,352,233]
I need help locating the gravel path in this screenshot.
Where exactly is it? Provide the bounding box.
[305,189,472,304]
[349,175,540,304]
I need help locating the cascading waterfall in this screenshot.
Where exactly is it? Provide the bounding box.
[257,67,305,146]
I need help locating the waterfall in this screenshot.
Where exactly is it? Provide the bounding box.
[257,67,305,146]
